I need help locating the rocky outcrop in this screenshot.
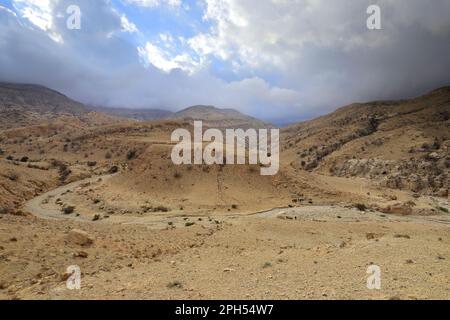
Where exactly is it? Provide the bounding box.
[66,229,93,247]
[332,148,449,197]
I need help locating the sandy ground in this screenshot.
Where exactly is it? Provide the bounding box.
[0,177,447,300]
[0,112,448,300]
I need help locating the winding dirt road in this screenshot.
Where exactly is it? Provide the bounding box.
[24,174,116,222]
[24,174,450,229]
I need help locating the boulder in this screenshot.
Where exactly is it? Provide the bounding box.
[66,229,93,247]
[379,202,414,216]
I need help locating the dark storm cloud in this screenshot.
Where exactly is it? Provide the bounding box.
[0,0,449,123]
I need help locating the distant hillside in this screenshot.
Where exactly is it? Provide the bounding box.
[0,82,86,112]
[0,83,271,129]
[0,82,123,129]
[171,105,272,129]
[282,86,450,197]
[90,106,173,121]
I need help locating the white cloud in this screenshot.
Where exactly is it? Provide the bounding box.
[183,0,450,118]
[120,14,138,33]
[13,0,53,30]
[124,0,182,8]
[159,32,175,48]
[1,0,450,123]
[12,0,63,42]
[191,0,450,73]
[0,5,18,17]
[138,41,200,74]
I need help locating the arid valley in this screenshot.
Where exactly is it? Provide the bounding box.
[0,82,449,300]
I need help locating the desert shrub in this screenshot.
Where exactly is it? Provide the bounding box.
[7,172,19,181]
[432,139,441,150]
[174,171,182,179]
[126,149,137,160]
[439,207,449,213]
[354,203,368,211]
[108,166,119,174]
[185,222,195,227]
[167,281,182,289]
[421,143,430,150]
[62,206,75,214]
[20,156,29,162]
[105,152,112,159]
[87,161,97,167]
[305,160,318,170]
[445,158,450,169]
[231,204,238,209]
[0,148,4,155]
[154,206,169,212]
[6,155,13,161]
[53,162,71,184]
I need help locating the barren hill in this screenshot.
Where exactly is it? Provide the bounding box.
[0,82,125,129]
[282,87,450,197]
[90,105,271,129]
[90,106,173,121]
[171,105,271,129]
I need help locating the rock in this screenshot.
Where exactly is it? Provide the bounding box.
[61,272,71,282]
[394,234,411,239]
[11,210,28,217]
[428,152,440,160]
[0,281,8,290]
[304,160,318,171]
[366,233,376,240]
[74,251,88,258]
[67,229,93,247]
[379,202,413,216]
[436,188,448,197]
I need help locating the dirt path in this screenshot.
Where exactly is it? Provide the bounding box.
[24,174,116,222]
[24,174,450,229]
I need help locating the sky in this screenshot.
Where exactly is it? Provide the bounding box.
[0,0,449,124]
